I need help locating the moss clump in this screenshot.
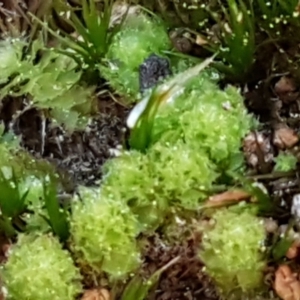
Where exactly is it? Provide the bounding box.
[274,151,297,172]
[152,77,255,173]
[200,208,266,297]
[1,234,82,300]
[102,142,217,230]
[101,14,171,99]
[100,76,254,230]
[70,187,141,278]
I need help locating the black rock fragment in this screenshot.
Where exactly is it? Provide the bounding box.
[139,54,172,94]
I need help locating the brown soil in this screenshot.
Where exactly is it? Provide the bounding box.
[0,96,129,189]
[142,234,218,300]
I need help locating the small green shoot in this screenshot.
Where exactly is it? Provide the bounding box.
[272,236,294,261]
[31,0,128,68]
[0,169,28,219]
[271,219,295,261]
[274,152,297,172]
[238,179,273,214]
[43,176,70,242]
[128,54,216,152]
[205,0,255,79]
[0,167,29,237]
[121,256,180,300]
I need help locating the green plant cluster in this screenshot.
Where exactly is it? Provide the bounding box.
[274,151,298,172]
[100,13,171,99]
[0,133,71,240]
[200,208,266,297]
[70,186,141,278]
[32,0,124,72]
[101,144,216,230]
[135,0,300,80]
[0,1,276,298]
[58,65,255,290]
[1,233,82,300]
[0,37,95,131]
[19,176,52,233]
[151,78,254,170]
[100,76,254,231]
[0,140,50,234]
[254,0,300,31]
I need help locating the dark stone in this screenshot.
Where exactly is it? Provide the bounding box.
[139,54,172,93]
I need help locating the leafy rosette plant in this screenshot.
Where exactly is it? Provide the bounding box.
[1,233,82,300]
[0,37,95,131]
[151,77,255,174]
[70,186,141,278]
[200,208,266,297]
[100,13,171,99]
[31,0,126,69]
[101,142,217,230]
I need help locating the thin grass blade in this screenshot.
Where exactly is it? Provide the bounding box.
[69,6,91,44]
[82,0,102,49]
[43,177,70,241]
[0,169,27,218]
[121,256,180,300]
[30,13,90,59]
[128,55,216,151]
[96,0,114,54]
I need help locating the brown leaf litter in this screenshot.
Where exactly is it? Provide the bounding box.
[274,76,299,104]
[274,265,300,300]
[81,288,110,300]
[204,189,252,208]
[273,125,299,150]
[286,241,300,260]
[243,131,274,173]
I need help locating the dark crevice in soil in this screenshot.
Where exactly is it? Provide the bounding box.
[0,96,129,188]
